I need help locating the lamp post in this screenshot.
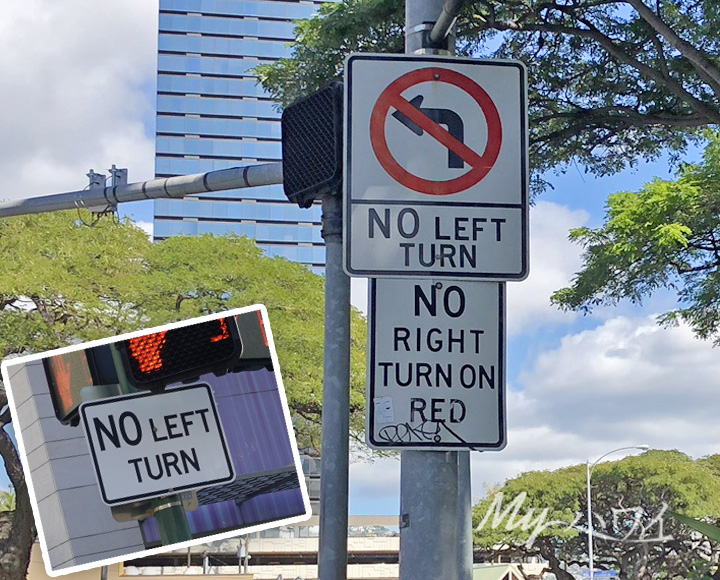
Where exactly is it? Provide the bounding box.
[586,444,650,580]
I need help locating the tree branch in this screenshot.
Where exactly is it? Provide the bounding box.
[709,230,720,264]
[648,29,670,80]
[0,426,35,580]
[534,106,709,128]
[536,538,578,580]
[473,14,720,123]
[574,14,720,122]
[623,0,720,99]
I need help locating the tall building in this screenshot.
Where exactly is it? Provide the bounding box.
[153,0,330,272]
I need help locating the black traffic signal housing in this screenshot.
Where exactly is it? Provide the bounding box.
[44,344,119,426]
[281,81,343,208]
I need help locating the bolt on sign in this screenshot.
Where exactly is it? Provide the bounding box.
[367,278,506,451]
[344,53,528,280]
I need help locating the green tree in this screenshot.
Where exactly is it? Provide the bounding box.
[0,489,15,512]
[256,0,720,191]
[0,211,366,444]
[0,210,366,579]
[473,450,720,579]
[551,131,720,344]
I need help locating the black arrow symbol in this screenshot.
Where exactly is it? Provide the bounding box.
[391,95,465,169]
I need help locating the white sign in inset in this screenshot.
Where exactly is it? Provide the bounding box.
[81,383,234,505]
[344,53,528,280]
[367,279,506,451]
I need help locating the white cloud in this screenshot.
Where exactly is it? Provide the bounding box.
[350,277,369,316]
[506,201,589,335]
[133,220,154,239]
[515,315,720,452]
[349,316,720,512]
[0,0,157,202]
[474,316,720,489]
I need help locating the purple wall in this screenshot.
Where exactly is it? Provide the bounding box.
[141,368,305,545]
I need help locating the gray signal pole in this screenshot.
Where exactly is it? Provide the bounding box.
[459,451,474,580]
[0,163,282,218]
[317,194,351,580]
[400,2,472,580]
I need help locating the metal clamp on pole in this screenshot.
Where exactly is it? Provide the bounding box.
[150,495,193,545]
[405,0,465,54]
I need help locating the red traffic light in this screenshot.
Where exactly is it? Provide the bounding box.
[117,316,241,390]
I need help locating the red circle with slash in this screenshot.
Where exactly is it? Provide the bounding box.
[370,67,502,195]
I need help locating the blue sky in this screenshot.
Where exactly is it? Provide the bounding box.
[3,1,720,519]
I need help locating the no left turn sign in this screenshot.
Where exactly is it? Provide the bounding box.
[344,54,528,280]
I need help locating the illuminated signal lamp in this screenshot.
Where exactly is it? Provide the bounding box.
[117,317,241,391]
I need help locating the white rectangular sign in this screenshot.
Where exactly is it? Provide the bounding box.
[81,383,235,505]
[344,53,528,280]
[367,279,506,450]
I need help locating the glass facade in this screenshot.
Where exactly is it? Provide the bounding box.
[154,0,330,272]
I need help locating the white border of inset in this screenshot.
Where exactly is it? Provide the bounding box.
[1,304,311,577]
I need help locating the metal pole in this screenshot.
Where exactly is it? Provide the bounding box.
[0,162,282,219]
[400,451,459,579]
[587,460,594,580]
[458,452,473,580]
[428,0,466,48]
[400,2,461,580]
[242,536,250,574]
[585,445,648,578]
[317,193,350,580]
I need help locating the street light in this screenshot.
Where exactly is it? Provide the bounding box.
[586,444,650,580]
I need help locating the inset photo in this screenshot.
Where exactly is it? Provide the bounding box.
[1,305,310,577]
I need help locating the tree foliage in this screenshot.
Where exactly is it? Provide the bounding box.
[256,0,404,105]
[0,490,15,513]
[473,450,720,579]
[0,211,366,579]
[0,210,366,445]
[552,131,720,344]
[256,0,720,191]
